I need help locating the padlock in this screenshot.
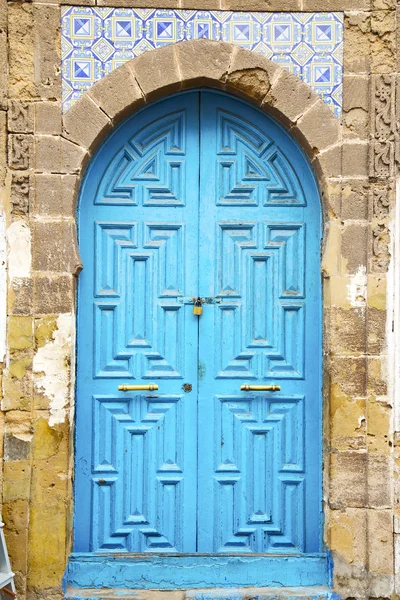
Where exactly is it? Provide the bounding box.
[193,298,203,316]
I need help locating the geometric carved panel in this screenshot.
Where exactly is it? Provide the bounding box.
[216,222,305,379]
[92,394,184,552]
[213,394,305,553]
[96,111,186,206]
[94,222,185,378]
[216,111,306,207]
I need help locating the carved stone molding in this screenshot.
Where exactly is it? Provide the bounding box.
[8,101,33,134]
[10,174,30,215]
[372,222,391,272]
[370,75,396,179]
[8,134,33,170]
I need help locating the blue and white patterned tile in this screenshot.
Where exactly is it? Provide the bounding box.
[61,8,343,117]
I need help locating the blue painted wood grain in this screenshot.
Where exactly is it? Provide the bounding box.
[74,90,323,587]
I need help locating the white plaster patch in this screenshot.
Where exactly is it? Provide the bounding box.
[33,314,73,427]
[7,220,31,279]
[347,265,367,308]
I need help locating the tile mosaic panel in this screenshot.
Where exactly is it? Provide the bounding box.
[61,8,343,117]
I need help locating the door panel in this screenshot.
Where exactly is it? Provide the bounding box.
[75,90,322,557]
[75,94,200,553]
[197,92,321,553]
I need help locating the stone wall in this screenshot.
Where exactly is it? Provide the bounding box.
[0,0,399,599]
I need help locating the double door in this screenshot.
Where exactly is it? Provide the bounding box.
[75,91,322,555]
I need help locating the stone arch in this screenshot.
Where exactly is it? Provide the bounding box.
[62,39,342,228]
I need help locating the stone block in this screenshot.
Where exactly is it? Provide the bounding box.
[8,278,34,318]
[344,12,371,74]
[305,0,370,6]
[33,222,81,274]
[30,459,68,507]
[371,23,396,74]
[313,144,342,180]
[0,110,6,186]
[330,392,366,452]
[33,173,77,217]
[225,46,278,102]
[63,94,111,151]
[343,75,370,112]
[368,307,386,355]
[0,0,6,36]
[34,135,60,173]
[368,454,391,507]
[343,108,369,141]
[27,503,68,589]
[342,142,369,177]
[222,0,300,7]
[341,224,368,274]
[97,0,177,5]
[328,508,367,566]
[33,274,75,315]
[175,40,233,91]
[0,32,7,110]
[33,4,61,100]
[34,102,62,135]
[329,307,367,355]
[8,316,34,351]
[2,499,29,574]
[60,137,88,174]
[4,434,31,461]
[35,136,88,174]
[32,414,68,462]
[87,63,145,122]
[8,2,35,99]
[3,460,31,502]
[330,356,367,398]
[368,357,388,396]
[368,509,393,574]
[367,397,391,453]
[8,100,34,133]
[129,43,181,101]
[181,0,221,6]
[330,451,367,508]
[2,369,33,411]
[265,68,319,125]
[8,351,33,382]
[294,100,341,154]
[341,180,369,221]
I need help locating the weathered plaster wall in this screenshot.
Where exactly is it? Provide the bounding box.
[0,0,399,599]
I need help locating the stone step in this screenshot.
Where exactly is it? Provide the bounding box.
[65,586,338,600]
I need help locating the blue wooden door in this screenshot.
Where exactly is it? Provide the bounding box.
[75,91,321,556]
[197,93,321,553]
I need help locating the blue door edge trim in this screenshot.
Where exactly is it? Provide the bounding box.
[63,553,331,591]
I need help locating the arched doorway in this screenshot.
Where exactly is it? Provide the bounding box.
[72,89,323,588]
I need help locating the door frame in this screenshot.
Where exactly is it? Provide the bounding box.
[59,41,344,591]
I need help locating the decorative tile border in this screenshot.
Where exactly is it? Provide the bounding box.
[61,8,343,117]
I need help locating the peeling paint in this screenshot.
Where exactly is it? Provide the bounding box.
[7,219,31,279]
[33,313,73,427]
[347,265,367,308]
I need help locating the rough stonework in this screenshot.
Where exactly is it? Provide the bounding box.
[0,1,399,598]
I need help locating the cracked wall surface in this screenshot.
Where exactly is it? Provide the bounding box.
[0,0,400,599]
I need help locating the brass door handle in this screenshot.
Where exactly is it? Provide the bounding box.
[118,384,159,391]
[240,384,281,392]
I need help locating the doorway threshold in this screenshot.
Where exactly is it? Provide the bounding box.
[65,553,330,591]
